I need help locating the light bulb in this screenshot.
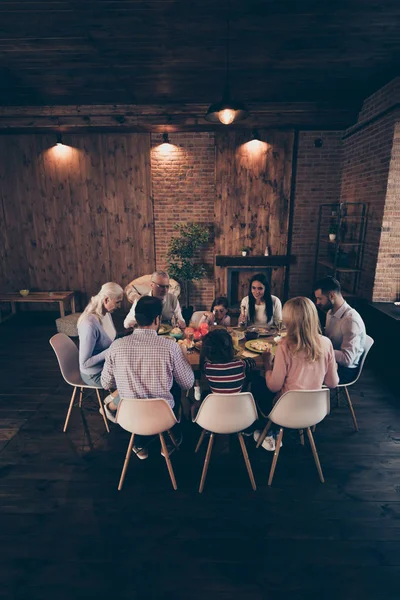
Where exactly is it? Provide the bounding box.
[218,108,235,125]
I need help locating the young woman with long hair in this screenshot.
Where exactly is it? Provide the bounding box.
[254,297,339,450]
[239,273,282,327]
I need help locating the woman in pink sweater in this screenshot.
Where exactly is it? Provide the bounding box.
[255,297,339,449]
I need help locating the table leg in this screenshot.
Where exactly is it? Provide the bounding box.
[59,302,65,318]
[71,295,76,313]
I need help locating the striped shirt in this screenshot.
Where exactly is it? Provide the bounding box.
[101,329,194,408]
[204,360,246,394]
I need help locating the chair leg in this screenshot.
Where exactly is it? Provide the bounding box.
[96,389,110,434]
[168,429,179,449]
[268,428,284,486]
[118,433,135,491]
[299,429,304,445]
[238,433,256,491]
[344,386,359,431]
[306,427,325,483]
[199,433,215,493]
[312,425,316,433]
[335,387,340,408]
[63,386,77,432]
[256,419,272,448]
[195,429,206,453]
[79,387,84,408]
[159,433,178,491]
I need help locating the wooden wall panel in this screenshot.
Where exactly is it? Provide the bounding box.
[215,130,294,299]
[0,133,154,304]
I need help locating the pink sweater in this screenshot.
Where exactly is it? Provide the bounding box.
[266,335,339,398]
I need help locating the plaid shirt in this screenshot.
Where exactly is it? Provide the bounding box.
[101,329,194,408]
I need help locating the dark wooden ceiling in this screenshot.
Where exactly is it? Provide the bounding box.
[0,0,399,109]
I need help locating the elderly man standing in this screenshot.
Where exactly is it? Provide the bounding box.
[102,296,194,459]
[314,276,366,384]
[124,270,186,329]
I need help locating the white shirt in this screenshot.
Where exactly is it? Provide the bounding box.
[124,292,184,329]
[240,295,282,326]
[325,301,366,368]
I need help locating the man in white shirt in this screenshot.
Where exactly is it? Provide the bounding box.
[124,271,186,329]
[314,276,366,384]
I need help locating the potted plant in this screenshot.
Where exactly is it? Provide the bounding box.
[167,222,210,323]
[241,246,251,256]
[329,225,337,242]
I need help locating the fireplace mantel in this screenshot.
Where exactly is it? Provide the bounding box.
[216,255,296,267]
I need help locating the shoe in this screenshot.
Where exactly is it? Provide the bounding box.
[132,446,148,460]
[253,430,281,452]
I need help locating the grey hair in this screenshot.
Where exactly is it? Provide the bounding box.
[78,282,123,326]
[151,271,169,280]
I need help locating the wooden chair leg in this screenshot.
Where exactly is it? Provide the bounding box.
[299,429,304,445]
[312,425,316,433]
[344,386,359,431]
[256,419,272,448]
[63,386,77,432]
[238,433,256,491]
[268,428,284,486]
[159,433,178,490]
[168,429,179,449]
[96,389,110,434]
[79,387,84,408]
[195,429,206,453]
[199,433,215,493]
[306,427,325,483]
[118,433,135,491]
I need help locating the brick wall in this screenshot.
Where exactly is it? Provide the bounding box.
[373,118,400,301]
[151,132,216,311]
[340,77,399,301]
[289,131,343,297]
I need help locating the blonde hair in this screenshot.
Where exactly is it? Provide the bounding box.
[78,282,123,326]
[282,297,322,362]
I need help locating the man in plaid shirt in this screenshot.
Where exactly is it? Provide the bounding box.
[101,296,194,458]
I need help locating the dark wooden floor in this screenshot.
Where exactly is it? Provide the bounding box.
[1,313,400,600]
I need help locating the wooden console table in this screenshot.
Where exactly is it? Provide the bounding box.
[0,291,76,322]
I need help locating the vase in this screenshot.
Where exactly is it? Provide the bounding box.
[241,251,247,256]
[329,234,336,242]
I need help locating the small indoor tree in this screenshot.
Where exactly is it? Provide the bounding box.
[166,222,210,317]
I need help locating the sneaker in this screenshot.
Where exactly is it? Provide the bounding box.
[253,430,281,452]
[132,446,148,460]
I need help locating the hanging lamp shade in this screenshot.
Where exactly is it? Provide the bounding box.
[205,93,249,125]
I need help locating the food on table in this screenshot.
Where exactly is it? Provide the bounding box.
[178,338,195,349]
[193,330,203,341]
[199,322,209,335]
[250,340,272,352]
[171,327,181,335]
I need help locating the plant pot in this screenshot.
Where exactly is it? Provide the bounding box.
[241,251,247,256]
[182,306,194,325]
[329,234,336,242]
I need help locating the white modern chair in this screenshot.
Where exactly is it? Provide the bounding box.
[193,392,258,493]
[256,389,330,486]
[336,334,374,431]
[116,398,180,491]
[49,333,110,434]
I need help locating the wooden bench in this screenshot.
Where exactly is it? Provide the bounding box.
[0,291,76,323]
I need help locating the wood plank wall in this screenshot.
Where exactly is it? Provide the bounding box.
[214,130,294,299]
[0,134,154,305]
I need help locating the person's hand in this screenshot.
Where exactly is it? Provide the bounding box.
[178,319,186,329]
[262,348,273,369]
[203,311,214,324]
[179,341,188,356]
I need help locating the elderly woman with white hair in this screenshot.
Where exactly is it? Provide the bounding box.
[78,282,123,420]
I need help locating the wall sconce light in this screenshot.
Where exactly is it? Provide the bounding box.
[56,133,64,146]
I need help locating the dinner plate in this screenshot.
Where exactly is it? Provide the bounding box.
[158,324,172,335]
[245,340,276,354]
[256,326,277,336]
[227,329,245,341]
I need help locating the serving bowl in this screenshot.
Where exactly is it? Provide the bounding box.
[19,289,30,297]
[170,329,184,340]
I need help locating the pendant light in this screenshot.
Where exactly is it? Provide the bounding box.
[205,0,249,125]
